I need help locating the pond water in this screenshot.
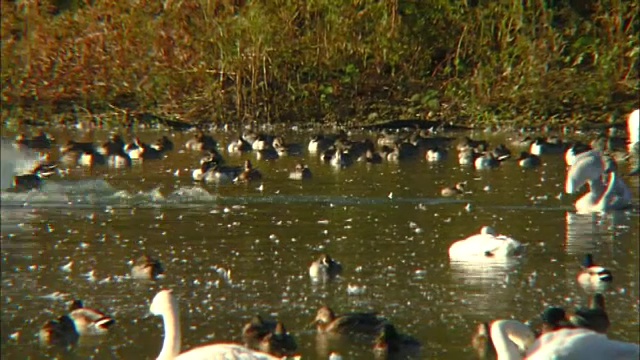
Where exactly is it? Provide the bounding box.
[1,127,638,359]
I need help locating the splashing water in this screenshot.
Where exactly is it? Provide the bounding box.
[0,138,42,191]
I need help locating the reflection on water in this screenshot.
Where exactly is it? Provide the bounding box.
[0,129,638,359]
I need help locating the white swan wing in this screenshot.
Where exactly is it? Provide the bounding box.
[175,343,281,360]
[526,329,639,360]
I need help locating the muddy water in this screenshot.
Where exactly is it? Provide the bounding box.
[1,128,638,359]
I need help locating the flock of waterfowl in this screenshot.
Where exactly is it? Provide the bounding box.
[6,109,640,359]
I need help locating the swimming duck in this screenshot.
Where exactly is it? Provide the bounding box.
[480,319,639,359]
[68,299,115,335]
[78,149,107,167]
[448,226,524,259]
[440,182,466,197]
[377,130,402,148]
[289,163,312,180]
[227,137,253,154]
[330,149,353,168]
[257,322,297,357]
[12,171,43,192]
[458,148,481,165]
[126,137,165,161]
[150,289,280,360]
[517,151,542,169]
[530,136,565,155]
[311,306,387,335]
[106,145,132,168]
[151,135,174,152]
[373,323,421,359]
[309,254,343,280]
[308,134,334,154]
[185,131,218,152]
[456,136,489,152]
[272,136,302,156]
[474,152,500,169]
[426,146,447,162]
[491,144,512,161]
[193,161,242,183]
[250,134,273,151]
[577,254,612,291]
[39,315,79,347]
[359,149,383,164]
[569,293,609,334]
[234,160,262,183]
[131,254,164,280]
[242,315,277,348]
[60,139,95,154]
[15,131,54,151]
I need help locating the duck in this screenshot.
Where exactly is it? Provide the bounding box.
[372,323,421,359]
[480,319,639,360]
[330,149,353,168]
[32,153,59,178]
[517,151,542,169]
[440,182,466,197]
[67,299,115,335]
[458,148,481,165]
[12,171,43,192]
[530,136,565,155]
[149,289,280,360]
[227,137,253,154]
[310,306,387,335]
[577,254,612,291]
[272,136,302,156]
[151,135,174,152]
[448,226,524,259]
[106,145,132,168]
[60,139,95,154]
[131,254,164,280]
[491,144,512,161]
[289,163,312,180]
[359,149,383,164]
[97,133,126,156]
[234,160,262,183]
[126,137,165,161]
[309,254,343,281]
[258,322,297,357]
[39,315,79,347]
[78,149,107,167]
[14,130,54,151]
[474,152,500,170]
[242,315,277,348]
[456,136,488,152]
[627,109,639,152]
[308,134,333,154]
[426,146,447,162]
[193,161,242,183]
[569,293,609,334]
[184,131,217,152]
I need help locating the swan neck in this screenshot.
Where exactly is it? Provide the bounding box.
[158,302,181,360]
[490,320,534,360]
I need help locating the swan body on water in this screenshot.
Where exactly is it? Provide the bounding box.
[448,226,524,259]
[150,289,281,360]
[628,109,639,152]
[565,151,632,213]
[486,319,639,360]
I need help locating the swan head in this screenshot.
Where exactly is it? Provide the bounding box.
[480,226,496,236]
[150,289,177,316]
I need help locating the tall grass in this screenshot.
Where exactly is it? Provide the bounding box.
[1,0,638,126]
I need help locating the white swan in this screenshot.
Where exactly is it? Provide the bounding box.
[628,109,639,152]
[488,319,639,360]
[150,289,282,360]
[565,151,632,213]
[448,226,524,259]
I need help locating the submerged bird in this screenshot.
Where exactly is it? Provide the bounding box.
[577,254,612,291]
[309,254,343,281]
[131,255,164,280]
[68,299,115,335]
[448,226,524,259]
[39,315,79,347]
[150,290,280,360]
[310,305,387,335]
